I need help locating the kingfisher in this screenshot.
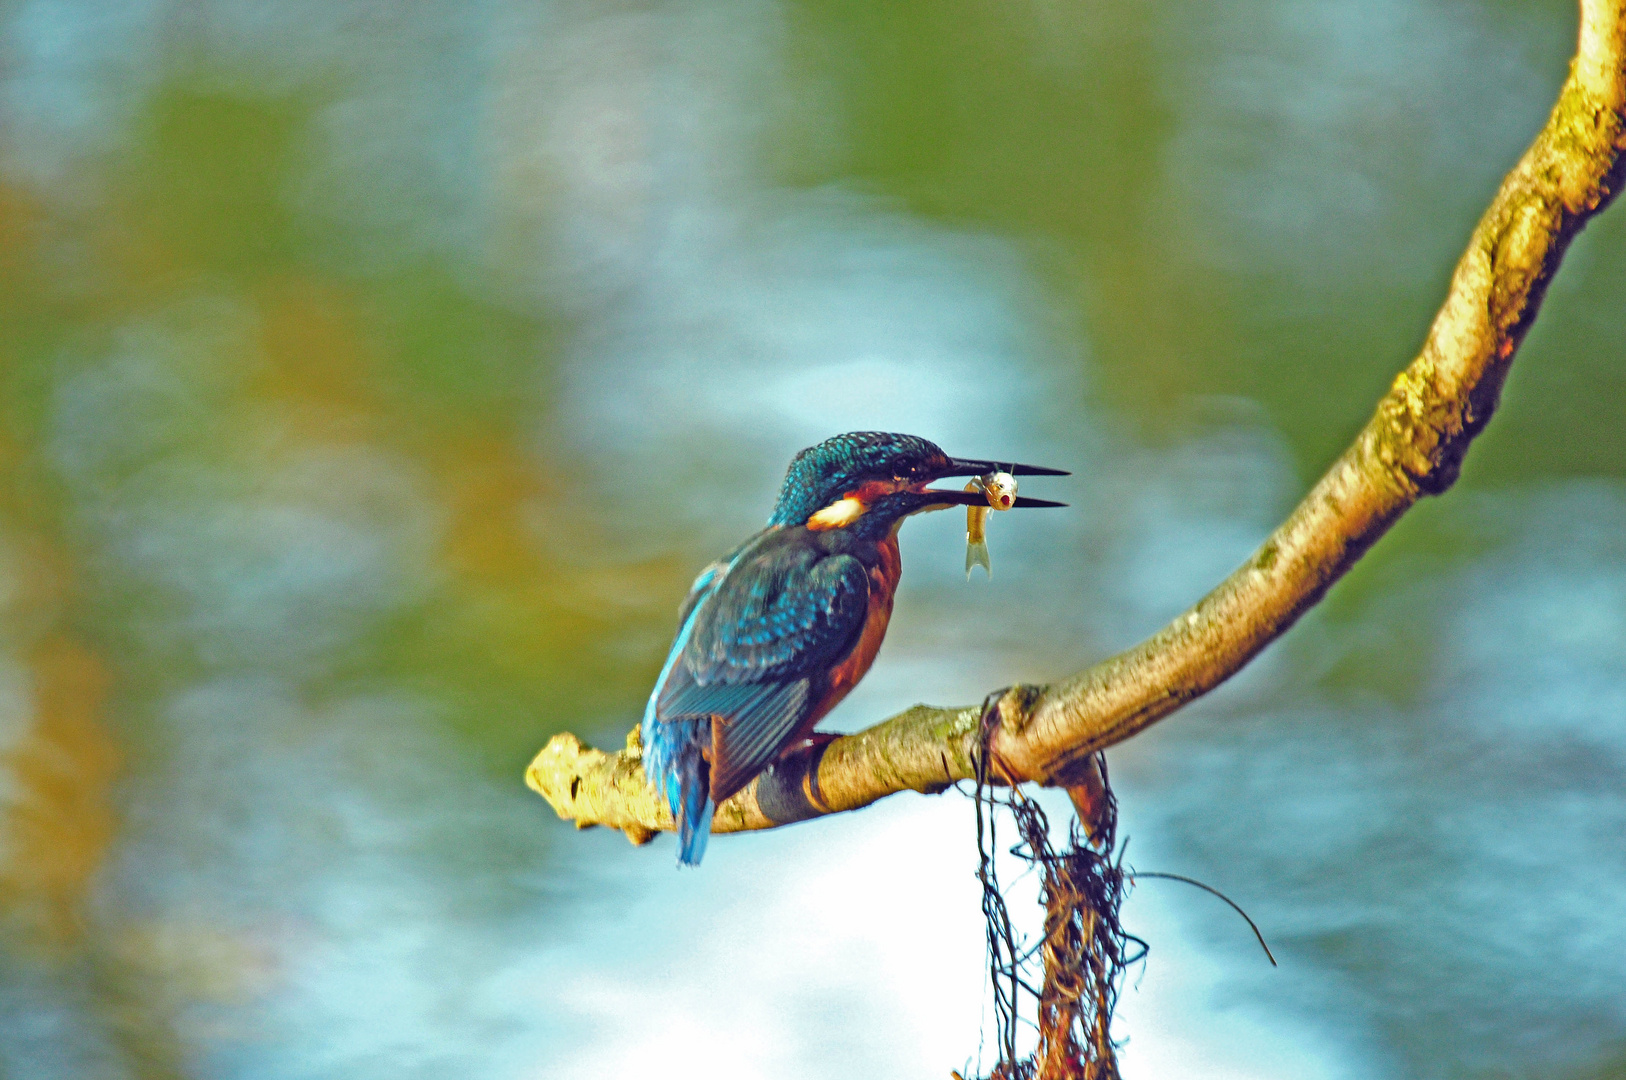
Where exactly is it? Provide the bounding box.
[641,431,1067,865]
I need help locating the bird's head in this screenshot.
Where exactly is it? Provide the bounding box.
[768,431,1066,538]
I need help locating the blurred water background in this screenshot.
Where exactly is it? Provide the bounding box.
[0,0,1623,1077]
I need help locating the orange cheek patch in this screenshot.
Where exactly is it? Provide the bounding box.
[848,479,903,502]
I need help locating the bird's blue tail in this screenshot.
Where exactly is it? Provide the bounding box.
[643,716,714,866]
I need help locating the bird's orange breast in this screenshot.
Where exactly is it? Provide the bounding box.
[809,535,902,724]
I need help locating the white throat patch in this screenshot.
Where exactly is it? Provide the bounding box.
[806,497,867,531]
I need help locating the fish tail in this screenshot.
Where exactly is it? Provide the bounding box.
[965,540,991,579]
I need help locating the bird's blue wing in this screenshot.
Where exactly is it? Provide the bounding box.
[641,557,736,864]
[641,562,725,768]
[673,554,732,629]
[658,542,870,802]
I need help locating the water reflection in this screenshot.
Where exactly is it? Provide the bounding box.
[1,0,1623,1078]
[1128,482,1626,1078]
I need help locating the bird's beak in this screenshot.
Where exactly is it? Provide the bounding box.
[919,456,1069,508]
[918,489,1067,508]
[941,457,1070,478]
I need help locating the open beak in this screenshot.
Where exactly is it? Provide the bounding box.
[920,456,1069,508]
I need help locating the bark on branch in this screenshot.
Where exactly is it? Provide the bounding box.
[528,0,1626,846]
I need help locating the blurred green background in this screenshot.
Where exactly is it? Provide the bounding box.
[0,0,1623,1078]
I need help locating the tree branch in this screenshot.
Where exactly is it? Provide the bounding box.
[527,0,1626,846]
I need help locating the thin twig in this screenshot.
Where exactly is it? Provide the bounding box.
[1129,872,1277,967]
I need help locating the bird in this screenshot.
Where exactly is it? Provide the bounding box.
[640,431,1067,865]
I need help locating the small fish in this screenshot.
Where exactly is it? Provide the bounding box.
[965,470,1017,579]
